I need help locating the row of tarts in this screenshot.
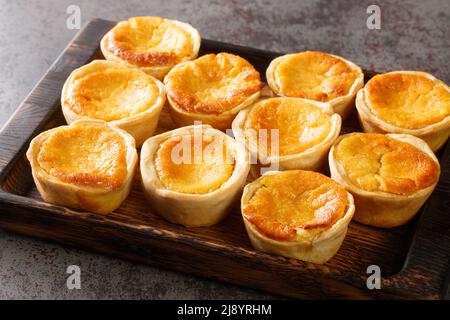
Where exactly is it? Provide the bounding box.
[26,17,449,264]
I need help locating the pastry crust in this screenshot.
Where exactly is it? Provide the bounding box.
[61,60,166,147]
[232,98,341,173]
[100,16,201,80]
[241,170,355,264]
[329,132,440,228]
[140,125,250,227]
[164,53,263,130]
[26,119,138,214]
[266,51,364,119]
[356,71,450,152]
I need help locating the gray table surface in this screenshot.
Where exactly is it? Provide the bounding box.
[0,0,448,299]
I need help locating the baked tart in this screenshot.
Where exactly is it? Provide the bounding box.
[232,97,341,173]
[329,132,440,228]
[26,119,138,214]
[140,125,250,227]
[266,51,364,119]
[101,16,201,80]
[241,170,355,264]
[62,60,166,147]
[164,52,263,130]
[356,71,450,151]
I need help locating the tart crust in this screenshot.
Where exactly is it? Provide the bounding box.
[356,71,450,152]
[232,97,341,173]
[26,119,138,214]
[266,51,364,119]
[329,132,440,227]
[164,53,263,130]
[100,16,201,80]
[241,170,355,264]
[61,60,166,147]
[140,125,250,227]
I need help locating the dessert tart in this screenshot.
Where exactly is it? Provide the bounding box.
[241,170,355,264]
[61,60,166,147]
[355,71,450,152]
[164,52,263,130]
[232,97,341,173]
[266,51,364,119]
[140,125,250,227]
[26,119,138,214]
[329,132,440,228]
[101,16,201,80]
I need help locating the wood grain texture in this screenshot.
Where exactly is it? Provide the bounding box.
[0,19,449,299]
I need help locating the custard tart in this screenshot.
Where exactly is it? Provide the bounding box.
[329,133,440,228]
[101,16,201,80]
[164,52,263,130]
[232,97,341,173]
[241,170,355,264]
[140,125,250,227]
[26,119,138,214]
[62,60,166,147]
[356,71,450,151]
[266,51,364,119]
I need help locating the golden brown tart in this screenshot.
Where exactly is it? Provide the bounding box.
[164,52,263,130]
[26,119,138,214]
[62,60,166,147]
[356,71,450,151]
[232,97,341,174]
[266,51,364,119]
[329,132,440,227]
[140,125,250,227]
[101,16,201,80]
[241,170,355,264]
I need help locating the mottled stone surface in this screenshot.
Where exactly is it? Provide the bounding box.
[0,0,448,299]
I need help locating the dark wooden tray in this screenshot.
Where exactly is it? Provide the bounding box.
[0,19,449,299]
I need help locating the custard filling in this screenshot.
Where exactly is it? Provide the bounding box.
[37,125,128,190]
[165,53,262,114]
[155,134,235,194]
[65,67,160,121]
[244,98,332,156]
[334,133,439,195]
[273,51,359,102]
[107,17,194,67]
[243,170,348,241]
[364,73,450,129]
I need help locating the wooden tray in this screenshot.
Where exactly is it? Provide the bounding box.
[0,19,449,300]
